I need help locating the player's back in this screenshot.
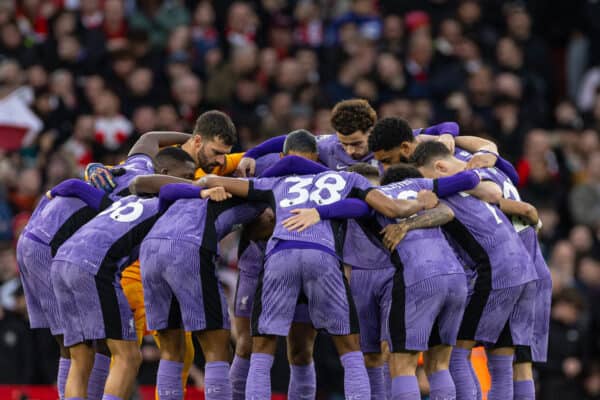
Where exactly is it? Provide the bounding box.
[377,178,464,285]
[145,197,264,253]
[25,154,155,254]
[250,169,372,255]
[441,172,537,289]
[54,194,161,274]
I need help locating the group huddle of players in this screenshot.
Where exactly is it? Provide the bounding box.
[16,99,551,400]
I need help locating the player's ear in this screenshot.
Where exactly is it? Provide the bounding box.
[159,167,169,175]
[434,159,447,173]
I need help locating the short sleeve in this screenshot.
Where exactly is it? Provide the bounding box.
[475,168,496,182]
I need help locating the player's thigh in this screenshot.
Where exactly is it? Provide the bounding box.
[302,250,358,336]
[252,251,302,337]
[389,274,446,353]
[434,274,468,347]
[287,322,316,365]
[351,269,384,354]
[466,285,523,345]
[389,351,420,377]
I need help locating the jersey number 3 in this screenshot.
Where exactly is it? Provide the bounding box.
[280,174,347,207]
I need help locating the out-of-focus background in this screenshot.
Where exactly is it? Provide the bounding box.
[0,0,599,398]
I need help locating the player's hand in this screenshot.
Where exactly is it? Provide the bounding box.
[85,163,117,193]
[417,190,438,209]
[282,208,320,232]
[236,157,256,177]
[437,134,455,153]
[381,223,409,250]
[200,186,232,202]
[466,153,497,170]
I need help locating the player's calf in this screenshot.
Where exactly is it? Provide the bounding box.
[103,339,143,400]
[65,342,96,399]
[196,329,233,400]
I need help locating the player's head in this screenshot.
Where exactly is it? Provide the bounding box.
[369,117,416,171]
[189,110,237,171]
[154,147,196,179]
[380,163,423,185]
[346,163,380,186]
[282,129,319,162]
[330,99,377,160]
[411,141,465,178]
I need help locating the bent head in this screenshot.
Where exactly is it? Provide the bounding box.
[331,99,377,160]
[369,117,416,171]
[188,110,237,172]
[281,129,319,162]
[380,163,423,185]
[411,141,466,178]
[346,163,380,186]
[154,147,196,179]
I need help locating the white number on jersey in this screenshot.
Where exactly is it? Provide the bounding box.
[280,173,347,207]
[98,199,145,222]
[502,179,521,201]
[459,192,503,225]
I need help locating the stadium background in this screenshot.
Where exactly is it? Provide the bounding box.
[0,0,599,399]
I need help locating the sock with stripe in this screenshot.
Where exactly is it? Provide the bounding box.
[428,369,456,400]
[288,362,316,400]
[450,347,478,400]
[487,354,514,400]
[391,375,420,399]
[57,357,71,400]
[367,366,386,399]
[383,362,392,399]
[157,359,184,399]
[204,361,231,400]
[230,355,250,400]
[340,351,371,399]
[246,353,274,399]
[87,353,110,400]
[514,379,535,400]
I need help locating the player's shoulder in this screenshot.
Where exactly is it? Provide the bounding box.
[122,153,154,171]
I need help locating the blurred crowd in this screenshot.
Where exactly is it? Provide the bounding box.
[1,0,600,398]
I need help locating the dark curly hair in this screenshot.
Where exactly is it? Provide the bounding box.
[380,163,423,185]
[330,99,377,136]
[368,117,414,152]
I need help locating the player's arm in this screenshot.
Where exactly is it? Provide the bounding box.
[196,175,251,198]
[237,135,286,177]
[129,175,193,195]
[455,136,520,184]
[364,189,438,218]
[415,122,460,152]
[283,198,371,232]
[157,183,232,212]
[380,203,455,250]
[128,131,192,157]
[433,170,481,197]
[46,179,112,211]
[499,198,539,225]
[465,180,503,204]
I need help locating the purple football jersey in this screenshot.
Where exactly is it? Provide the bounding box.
[110,154,155,196]
[316,135,380,171]
[144,198,264,253]
[54,195,161,274]
[441,169,537,289]
[376,179,464,286]
[342,219,394,270]
[249,171,373,255]
[255,153,281,177]
[25,155,155,253]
